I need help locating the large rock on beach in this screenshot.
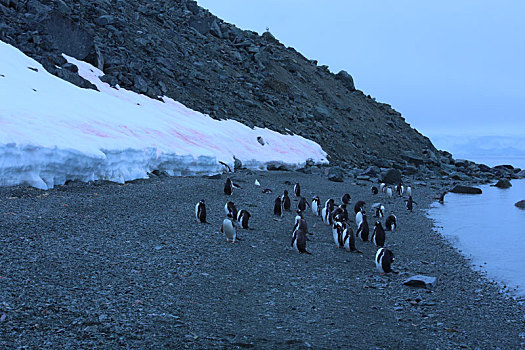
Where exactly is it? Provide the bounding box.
[515,200,525,210]
[450,185,482,194]
[403,275,438,290]
[382,168,402,185]
[327,166,345,182]
[493,179,512,189]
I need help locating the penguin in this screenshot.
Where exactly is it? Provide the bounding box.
[195,199,207,223]
[380,183,386,193]
[237,209,251,229]
[332,221,346,247]
[386,187,393,198]
[291,225,311,254]
[311,196,321,216]
[292,212,311,238]
[298,196,309,212]
[281,190,291,211]
[406,195,417,212]
[221,213,237,243]
[437,191,447,204]
[406,186,412,196]
[274,196,282,216]
[224,178,233,195]
[343,227,359,252]
[341,193,351,205]
[322,198,335,226]
[371,221,386,247]
[355,209,364,229]
[396,183,404,196]
[254,179,261,187]
[224,201,238,219]
[294,183,301,197]
[353,200,366,214]
[331,204,349,222]
[375,248,397,274]
[356,210,369,242]
[371,203,385,218]
[262,188,273,194]
[371,186,379,195]
[385,214,397,231]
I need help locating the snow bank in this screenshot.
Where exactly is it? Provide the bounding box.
[0,41,327,189]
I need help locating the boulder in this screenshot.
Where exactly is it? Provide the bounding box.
[382,168,402,185]
[517,170,525,179]
[449,172,471,181]
[403,165,418,175]
[327,166,345,182]
[493,179,512,189]
[335,70,355,91]
[450,185,482,194]
[266,161,294,171]
[401,151,425,166]
[361,165,380,177]
[403,275,437,290]
[515,200,525,210]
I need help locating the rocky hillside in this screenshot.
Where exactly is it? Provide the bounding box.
[1,0,443,170]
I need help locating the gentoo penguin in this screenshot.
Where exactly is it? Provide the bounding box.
[224,201,238,219]
[281,190,291,211]
[298,196,309,212]
[237,209,251,229]
[341,193,351,205]
[380,183,386,193]
[406,196,416,212]
[396,183,404,196]
[224,177,233,195]
[332,221,346,247]
[262,188,273,194]
[274,196,282,216]
[371,203,385,218]
[356,210,369,241]
[375,248,397,274]
[406,186,412,196]
[311,196,321,216]
[331,204,349,222]
[371,186,379,195]
[354,200,366,214]
[221,213,237,243]
[254,179,261,187]
[385,214,397,231]
[386,187,393,198]
[371,221,386,247]
[294,183,301,197]
[292,212,311,238]
[195,199,207,223]
[343,227,359,252]
[291,225,311,254]
[322,198,335,225]
[355,209,364,228]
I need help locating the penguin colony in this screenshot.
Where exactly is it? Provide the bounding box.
[195,176,418,275]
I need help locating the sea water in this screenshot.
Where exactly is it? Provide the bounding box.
[427,178,525,298]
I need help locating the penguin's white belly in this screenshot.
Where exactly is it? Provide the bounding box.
[222,219,236,241]
[292,236,298,251]
[356,212,363,228]
[343,230,350,251]
[195,203,199,220]
[332,227,340,246]
[375,248,385,273]
[312,202,319,216]
[322,208,329,225]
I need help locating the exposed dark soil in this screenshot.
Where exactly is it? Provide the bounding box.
[0,171,523,349]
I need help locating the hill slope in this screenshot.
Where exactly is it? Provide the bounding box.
[1,0,437,167]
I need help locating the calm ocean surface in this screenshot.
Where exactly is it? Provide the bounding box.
[427,178,525,298]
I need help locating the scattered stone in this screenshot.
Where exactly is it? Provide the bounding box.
[493,179,512,189]
[403,275,437,290]
[450,185,482,194]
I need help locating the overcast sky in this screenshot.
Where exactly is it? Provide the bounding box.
[197,1,525,156]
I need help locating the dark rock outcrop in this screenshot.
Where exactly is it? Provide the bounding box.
[382,169,402,185]
[493,179,512,189]
[327,166,345,182]
[403,275,437,290]
[515,200,525,210]
[450,185,482,194]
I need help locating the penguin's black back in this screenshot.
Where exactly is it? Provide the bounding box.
[224,178,233,195]
[274,197,282,216]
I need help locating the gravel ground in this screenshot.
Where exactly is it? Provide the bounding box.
[0,170,523,349]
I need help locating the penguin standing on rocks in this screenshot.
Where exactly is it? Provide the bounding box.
[355,209,364,228]
[195,199,207,223]
[380,183,386,193]
[221,213,237,243]
[385,214,397,231]
[224,178,233,195]
[292,211,311,238]
[356,210,370,241]
[298,196,309,212]
[311,196,321,216]
[291,225,311,254]
[436,191,447,204]
[375,248,397,274]
[396,183,404,196]
[406,186,412,196]
[371,186,379,195]
[274,196,282,216]
[237,209,251,229]
[294,183,301,198]
[322,198,335,225]
[354,200,366,214]
[386,187,393,198]
[224,201,238,219]
[343,226,359,252]
[372,203,385,218]
[371,221,386,247]
[332,221,346,247]
[406,196,417,212]
[281,190,291,211]
[341,193,351,205]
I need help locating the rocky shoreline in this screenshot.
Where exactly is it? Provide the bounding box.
[0,169,523,349]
